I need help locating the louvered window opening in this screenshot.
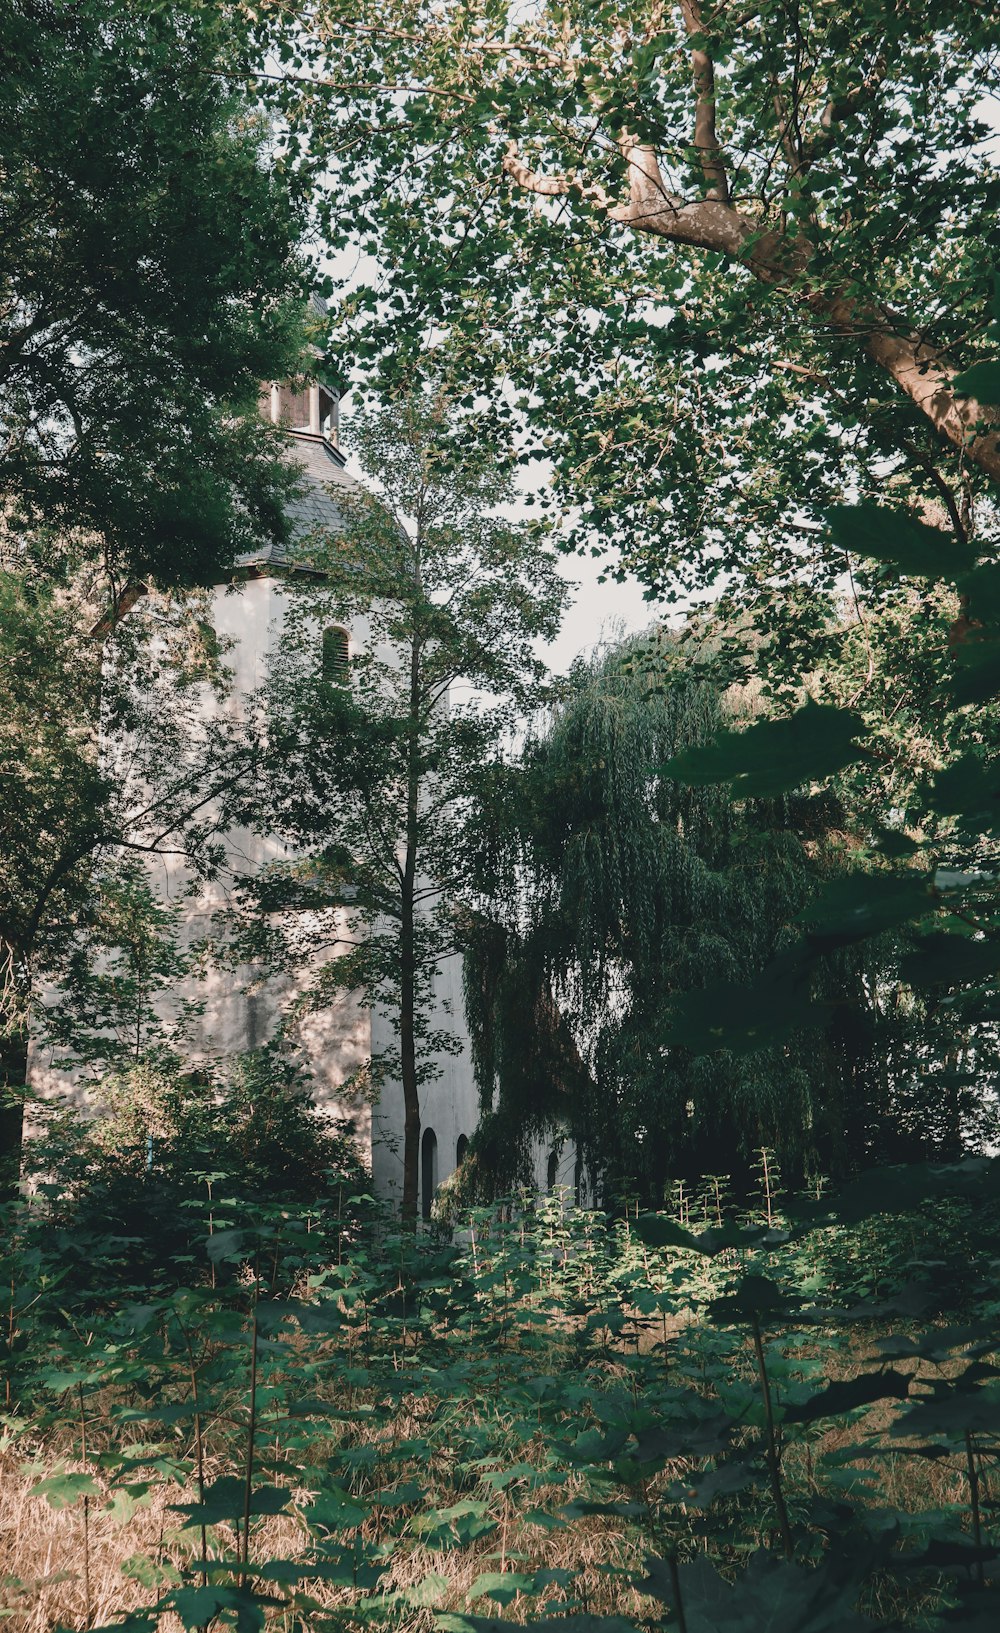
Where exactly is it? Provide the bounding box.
[322,625,350,684]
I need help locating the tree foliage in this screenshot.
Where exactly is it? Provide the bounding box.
[2,0,310,585]
[256,0,1000,609]
[463,638,904,1199]
[238,394,568,1218]
[0,572,262,1179]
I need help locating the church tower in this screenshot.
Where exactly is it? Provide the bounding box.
[28,327,484,1218]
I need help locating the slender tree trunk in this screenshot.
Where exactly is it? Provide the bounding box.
[0,1027,27,1198]
[399,634,422,1225]
[400,888,420,1224]
[0,939,28,1196]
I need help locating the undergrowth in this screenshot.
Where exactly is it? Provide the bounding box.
[3,1159,1000,1632]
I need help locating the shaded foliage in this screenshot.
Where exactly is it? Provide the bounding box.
[463,638,921,1199]
[1,0,309,584]
[24,1045,367,1294]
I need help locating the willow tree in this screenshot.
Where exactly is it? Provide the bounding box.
[463,637,894,1202]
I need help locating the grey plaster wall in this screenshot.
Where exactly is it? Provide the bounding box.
[370,948,479,1213]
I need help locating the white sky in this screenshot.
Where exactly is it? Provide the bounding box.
[544,554,657,672]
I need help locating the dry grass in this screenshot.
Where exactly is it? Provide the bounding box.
[0,1394,658,1633]
[0,1452,657,1633]
[3,1320,986,1633]
[4,1212,993,1633]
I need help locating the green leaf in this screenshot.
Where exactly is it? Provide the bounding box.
[955,562,1000,624]
[205,1227,246,1264]
[797,872,934,948]
[645,1550,880,1632]
[894,1538,1000,1570]
[408,1572,450,1607]
[949,638,1000,706]
[827,503,976,579]
[169,1586,269,1633]
[899,932,1000,989]
[890,1385,1000,1445]
[467,1572,539,1606]
[636,1216,786,1256]
[783,1369,912,1424]
[169,1477,290,1529]
[303,1485,370,1531]
[663,702,867,797]
[709,1274,790,1322]
[951,361,1000,403]
[664,1459,761,1507]
[522,1508,567,1530]
[930,753,1000,833]
[121,1554,182,1590]
[412,1500,496,1548]
[32,1472,101,1509]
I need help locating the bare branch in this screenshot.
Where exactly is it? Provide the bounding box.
[502,142,571,198]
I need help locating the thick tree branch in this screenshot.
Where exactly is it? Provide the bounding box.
[862,327,1000,483]
[678,0,729,201]
[501,143,571,198]
[505,138,1000,487]
[609,144,771,263]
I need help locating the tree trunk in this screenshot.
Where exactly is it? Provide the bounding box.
[399,892,420,1225]
[399,633,423,1226]
[0,1023,28,1198]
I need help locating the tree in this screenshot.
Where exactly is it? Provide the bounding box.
[240,396,568,1219]
[0,573,260,1181]
[463,636,885,1199]
[247,3,1000,1158]
[2,0,310,587]
[465,623,1000,1199]
[254,0,999,607]
[1,0,319,1177]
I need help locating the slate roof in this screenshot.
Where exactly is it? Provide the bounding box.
[235,430,360,571]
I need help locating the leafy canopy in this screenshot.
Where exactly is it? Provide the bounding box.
[1,0,310,584]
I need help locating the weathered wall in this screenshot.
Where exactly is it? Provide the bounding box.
[370,948,478,1212]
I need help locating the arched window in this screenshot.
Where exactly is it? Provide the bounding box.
[421,1127,438,1221]
[321,625,350,684]
[546,1150,558,1193]
[456,1134,469,1166]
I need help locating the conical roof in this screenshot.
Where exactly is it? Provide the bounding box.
[235,430,360,569]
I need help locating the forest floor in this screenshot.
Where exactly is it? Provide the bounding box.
[2,1183,998,1633]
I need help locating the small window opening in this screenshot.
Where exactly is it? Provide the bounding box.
[319,385,339,443]
[456,1133,469,1166]
[546,1150,558,1192]
[322,625,350,684]
[421,1127,438,1221]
